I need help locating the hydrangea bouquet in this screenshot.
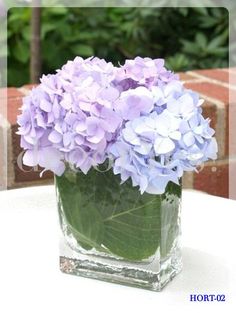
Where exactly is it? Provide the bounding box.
[17,56,217,291]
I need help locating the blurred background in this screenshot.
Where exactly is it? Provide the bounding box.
[7,7,229,86]
[3,6,233,199]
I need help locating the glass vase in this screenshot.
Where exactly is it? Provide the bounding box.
[56,167,182,291]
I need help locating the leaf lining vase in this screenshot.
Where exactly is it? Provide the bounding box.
[56,167,182,291]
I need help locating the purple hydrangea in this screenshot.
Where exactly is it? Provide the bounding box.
[18,57,122,175]
[17,56,217,194]
[115,56,179,89]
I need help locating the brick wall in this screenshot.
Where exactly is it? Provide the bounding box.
[1,68,235,198]
[178,68,236,199]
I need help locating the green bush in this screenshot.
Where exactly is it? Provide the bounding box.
[7,7,229,86]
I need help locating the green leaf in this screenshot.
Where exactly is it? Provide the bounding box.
[22,26,31,41]
[8,7,30,23]
[70,44,94,56]
[181,39,199,55]
[211,7,224,19]
[207,31,228,50]
[7,30,13,39]
[196,32,207,49]
[193,7,208,16]
[198,16,218,28]
[56,172,104,250]
[12,40,29,63]
[7,6,229,85]
[56,168,181,261]
[47,7,68,15]
[7,66,29,87]
[207,47,228,57]
[68,31,94,41]
[41,23,57,40]
[57,23,72,38]
[166,53,190,71]
[178,8,188,17]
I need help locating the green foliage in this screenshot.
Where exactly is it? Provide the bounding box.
[56,168,181,260]
[7,7,229,86]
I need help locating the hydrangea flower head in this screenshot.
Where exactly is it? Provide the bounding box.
[109,80,217,194]
[18,57,122,175]
[17,56,217,194]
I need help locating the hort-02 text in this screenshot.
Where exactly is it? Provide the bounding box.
[190,294,226,302]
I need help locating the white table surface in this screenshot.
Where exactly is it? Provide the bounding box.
[0,186,236,313]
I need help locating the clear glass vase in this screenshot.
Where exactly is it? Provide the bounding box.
[56,167,182,291]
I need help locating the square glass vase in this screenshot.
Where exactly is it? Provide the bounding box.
[56,168,182,291]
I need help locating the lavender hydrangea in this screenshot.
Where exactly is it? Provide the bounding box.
[18,57,122,175]
[115,56,179,89]
[17,56,217,194]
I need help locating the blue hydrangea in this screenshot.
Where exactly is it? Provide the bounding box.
[109,81,217,194]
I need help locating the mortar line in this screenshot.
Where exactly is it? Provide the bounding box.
[187,70,236,91]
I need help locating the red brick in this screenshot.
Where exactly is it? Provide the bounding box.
[225,105,229,158]
[185,82,229,104]
[228,103,236,157]
[194,69,229,83]
[201,101,217,130]
[22,84,38,91]
[0,87,23,99]
[178,72,198,81]
[194,161,229,198]
[8,88,24,98]
[229,161,236,200]
[7,97,23,125]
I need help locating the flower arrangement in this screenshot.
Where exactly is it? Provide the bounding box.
[17,56,217,194]
[17,56,218,290]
